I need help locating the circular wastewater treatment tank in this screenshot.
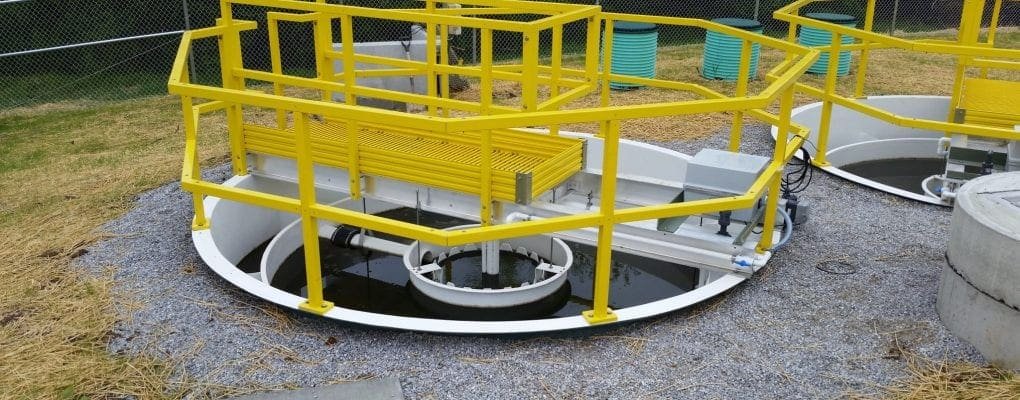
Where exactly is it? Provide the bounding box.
[257,208,703,326]
[937,172,1020,368]
[193,137,761,334]
[771,96,952,205]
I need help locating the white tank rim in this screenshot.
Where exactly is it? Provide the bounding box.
[770,95,952,207]
[191,175,753,334]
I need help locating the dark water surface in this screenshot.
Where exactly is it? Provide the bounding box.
[841,158,944,195]
[241,208,700,321]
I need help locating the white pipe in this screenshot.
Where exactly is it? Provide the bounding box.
[0,30,184,58]
[922,175,942,199]
[772,206,794,250]
[317,223,409,255]
[505,212,535,224]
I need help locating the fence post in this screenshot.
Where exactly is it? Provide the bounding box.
[890,0,900,35]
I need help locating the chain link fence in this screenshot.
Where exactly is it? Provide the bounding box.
[2,0,1018,110]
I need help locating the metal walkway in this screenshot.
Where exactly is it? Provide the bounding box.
[243,120,585,203]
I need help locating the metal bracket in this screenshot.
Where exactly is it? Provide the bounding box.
[953,108,967,124]
[515,172,533,205]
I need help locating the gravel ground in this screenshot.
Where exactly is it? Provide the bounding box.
[78,125,983,399]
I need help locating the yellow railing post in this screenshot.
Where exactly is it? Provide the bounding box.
[480,130,493,226]
[341,15,357,106]
[522,28,540,112]
[181,95,209,230]
[480,28,494,111]
[756,171,783,253]
[600,18,614,109]
[218,1,248,176]
[813,32,842,167]
[315,0,333,102]
[267,17,287,129]
[584,15,601,86]
[758,87,793,253]
[347,119,362,199]
[982,0,1003,78]
[549,24,563,136]
[598,18,613,138]
[948,0,987,124]
[440,20,451,117]
[729,39,753,152]
[784,18,799,64]
[426,0,439,116]
[294,112,335,315]
[583,119,620,325]
[855,0,877,98]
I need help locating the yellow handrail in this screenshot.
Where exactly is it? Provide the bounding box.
[170,0,818,324]
[772,0,1020,167]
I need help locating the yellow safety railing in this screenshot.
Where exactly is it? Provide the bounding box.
[773,0,1020,167]
[169,0,819,324]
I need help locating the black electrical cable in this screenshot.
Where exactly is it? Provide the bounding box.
[781,147,815,196]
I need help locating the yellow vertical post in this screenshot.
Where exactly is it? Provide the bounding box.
[315,0,333,102]
[181,95,208,230]
[341,15,357,106]
[988,0,1003,45]
[757,88,794,253]
[294,112,334,315]
[218,1,247,176]
[268,18,287,129]
[522,28,539,112]
[948,0,986,123]
[480,130,493,226]
[855,0,877,98]
[729,39,753,152]
[549,24,563,136]
[982,0,1003,78]
[347,120,362,200]
[480,28,493,112]
[600,18,614,108]
[440,22,451,117]
[775,88,793,161]
[425,1,438,116]
[784,20,799,64]
[583,120,620,325]
[598,19,614,138]
[813,32,842,167]
[584,16,601,86]
[756,171,783,253]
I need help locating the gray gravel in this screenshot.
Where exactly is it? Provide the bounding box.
[78,125,983,399]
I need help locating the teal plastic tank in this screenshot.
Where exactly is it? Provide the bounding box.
[702,18,764,81]
[800,12,858,76]
[606,21,659,90]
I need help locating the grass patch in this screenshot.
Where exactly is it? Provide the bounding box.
[452,29,1020,142]
[855,348,1020,399]
[0,96,232,398]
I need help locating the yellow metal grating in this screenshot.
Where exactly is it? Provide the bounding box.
[242,120,584,203]
[959,78,1020,129]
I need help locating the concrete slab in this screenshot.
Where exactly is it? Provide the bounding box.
[229,377,403,400]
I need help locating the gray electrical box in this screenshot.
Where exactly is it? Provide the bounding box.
[683,148,770,223]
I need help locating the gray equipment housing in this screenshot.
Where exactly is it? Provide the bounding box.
[683,148,770,223]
